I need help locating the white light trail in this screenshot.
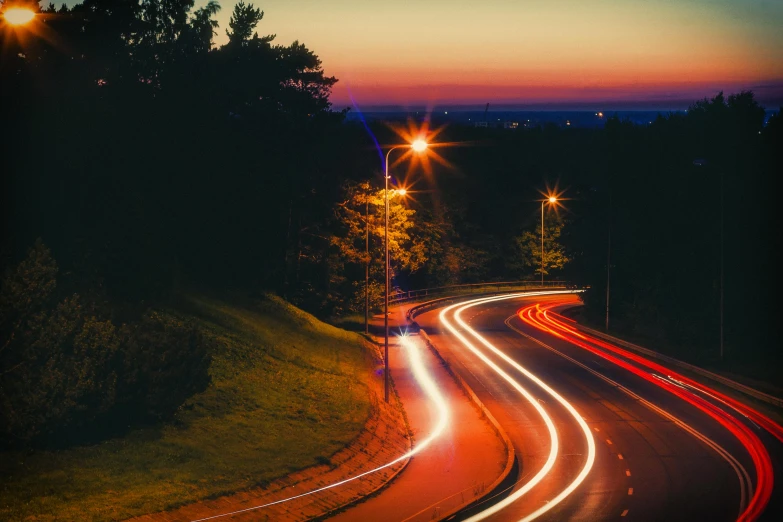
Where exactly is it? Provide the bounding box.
[439,291,595,522]
[191,335,449,522]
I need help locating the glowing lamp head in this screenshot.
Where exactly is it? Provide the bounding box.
[411,139,428,153]
[548,196,557,204]
[4,7,35,25]
[396,188,407,197]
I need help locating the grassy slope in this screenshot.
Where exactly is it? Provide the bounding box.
[0,294,373,522]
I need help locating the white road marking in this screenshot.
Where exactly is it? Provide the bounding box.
[189,336,449,522]
[504,316,752,518]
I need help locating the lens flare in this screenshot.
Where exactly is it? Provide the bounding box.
[4,7,35,25]
[411,139,428,152]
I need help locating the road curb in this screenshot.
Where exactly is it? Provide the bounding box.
[576,323,783,409]
[312,335,415,521]
[416,329,516,521]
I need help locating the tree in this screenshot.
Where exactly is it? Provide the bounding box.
[0,242,211,448]
[511,218,570,278]
[226,1,264,46]
[189,0,221,53]
[328,181,430,313]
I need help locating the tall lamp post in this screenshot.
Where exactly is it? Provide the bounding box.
[606,187,612,331]
[365,196,370,334]
[383,139,426,403]
[541,196,557,286]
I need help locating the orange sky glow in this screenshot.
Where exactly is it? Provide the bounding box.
[207,0,783,106]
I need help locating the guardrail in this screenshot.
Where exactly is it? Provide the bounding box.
[405,284,574,326]
[578,324,783,409]
[389,280,572,306]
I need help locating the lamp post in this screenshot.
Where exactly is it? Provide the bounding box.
[365,196,369,335]
[719,169,724,361]
[383,140,425,403]
[606,187,612,331]
[541,196,557,286]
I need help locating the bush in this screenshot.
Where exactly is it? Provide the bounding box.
[119,311,212,421]
[0,241,211,448]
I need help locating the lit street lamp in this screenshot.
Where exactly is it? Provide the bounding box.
[383,141,425,402]
[3,7,35,25]
[541,196,557,286]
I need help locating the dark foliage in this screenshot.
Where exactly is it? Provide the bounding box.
[0,241,211,449]
[1,0,780,411]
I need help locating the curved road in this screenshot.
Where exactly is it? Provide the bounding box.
[414,291,783,521]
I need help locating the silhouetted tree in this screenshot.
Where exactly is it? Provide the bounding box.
[225,0,265,46]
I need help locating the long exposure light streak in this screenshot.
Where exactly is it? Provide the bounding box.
[190,335,448,522]
[503,315,752,517]
[438,290,596,522]
[519,301,776,522]
[543,306,783,445]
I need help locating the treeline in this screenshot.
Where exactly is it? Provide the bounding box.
[579,94,782,373]
[1,0,352,448]
[2,0,781,446]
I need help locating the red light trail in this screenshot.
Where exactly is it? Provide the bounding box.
[518,300,778,522]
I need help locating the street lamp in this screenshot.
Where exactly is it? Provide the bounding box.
[383,141,426,403]
[3,7,35,25]
[365,186,407,336]
[541,196,557,286]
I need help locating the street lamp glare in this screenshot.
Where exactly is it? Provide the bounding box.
[4,7,35,25]
[411,139,428,153]
[549,196,557,203]
[397,188,407,197]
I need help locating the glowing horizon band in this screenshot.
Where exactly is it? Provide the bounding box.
[439,290,596,522]
[191,335,449,522]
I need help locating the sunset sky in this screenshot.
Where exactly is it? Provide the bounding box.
[70,0,783,108]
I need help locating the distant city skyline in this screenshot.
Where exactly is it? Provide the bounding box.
[57,0,783,108]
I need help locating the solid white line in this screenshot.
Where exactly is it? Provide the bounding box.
[190,336,449,522]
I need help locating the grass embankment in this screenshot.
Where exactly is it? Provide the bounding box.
[0,294,373,522]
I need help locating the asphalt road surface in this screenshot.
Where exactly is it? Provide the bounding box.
[415,291,783,522]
